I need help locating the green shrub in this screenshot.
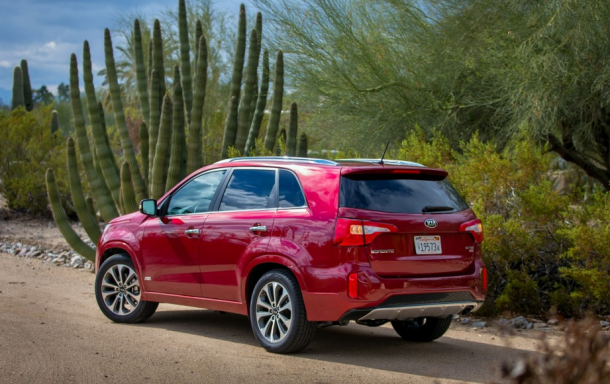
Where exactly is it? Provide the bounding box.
[398,127,610,317]
[0,105,69,215]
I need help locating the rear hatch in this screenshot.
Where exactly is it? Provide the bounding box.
[337,166,478,278]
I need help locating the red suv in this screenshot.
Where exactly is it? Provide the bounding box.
[95,157,486,353]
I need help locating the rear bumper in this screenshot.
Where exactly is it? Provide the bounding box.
[301,260,487,321]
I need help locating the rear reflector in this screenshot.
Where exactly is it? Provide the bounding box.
[334,218,397,246]
[348,273,358,298]
[482,267,488,292]
[459,218,483,243]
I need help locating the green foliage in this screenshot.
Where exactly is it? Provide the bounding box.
[0,105,67,215]
[398,129,610,316]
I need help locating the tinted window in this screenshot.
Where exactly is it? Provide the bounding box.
[279,170,306,208]
[340,175,469,214]
[219,169,276,211]
[166,170,227,215]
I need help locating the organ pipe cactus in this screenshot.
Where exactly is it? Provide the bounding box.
[286,102,298,157]
[221,4,247,159]
[45,169,96,261]
[178,0,193,125]
[235,29,260,154]
[11,66,24,111]
[245,50,270,154]
[148,69,161,187]
[67,137,102,244]
[104,28,147,201]
[166,67,185,191]
[152,20,166,105]
[186,35,208,174]
[297,133,308,158]
[264,51,284,152]
[20,59,33,111]
[140,123,149,186]
[134,19,150,128]
[121,162,139,213]
[151,95,173,199]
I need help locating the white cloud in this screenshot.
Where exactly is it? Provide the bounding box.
[44,41,57,49]
[0,60,10,68]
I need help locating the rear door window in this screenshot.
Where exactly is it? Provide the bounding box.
[340,174,469,214]
[279,170,306,208]
[219,169,277,211]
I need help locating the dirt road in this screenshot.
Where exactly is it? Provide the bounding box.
[0,251,544,384]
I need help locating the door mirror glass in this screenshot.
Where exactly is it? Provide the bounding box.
[140,199,157,216]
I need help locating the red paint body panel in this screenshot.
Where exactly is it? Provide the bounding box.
[96,159,487,323]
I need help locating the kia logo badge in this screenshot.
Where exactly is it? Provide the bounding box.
[424,219,437,228]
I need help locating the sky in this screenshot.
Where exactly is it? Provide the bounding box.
[0,0,251,104]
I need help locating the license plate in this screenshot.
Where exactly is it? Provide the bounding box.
[414,236,442,255]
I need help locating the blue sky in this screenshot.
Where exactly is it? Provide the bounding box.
[0,0,250,103]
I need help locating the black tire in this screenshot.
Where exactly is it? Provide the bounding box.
[391,316,452,342]
[249,269,316,353]
[95,254,158,323]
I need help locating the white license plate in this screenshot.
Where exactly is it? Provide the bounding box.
[414,236,442,255]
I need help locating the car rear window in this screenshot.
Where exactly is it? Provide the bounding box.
[340,174,469,214]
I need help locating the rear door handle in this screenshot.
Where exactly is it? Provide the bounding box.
[184,229,201,235]
[249,226,267,232]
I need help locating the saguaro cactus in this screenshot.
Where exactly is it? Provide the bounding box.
[286,102,298,156]
[221,4,247,158]
[11,66,24,110]
[51,110,59,134]
[297,133,308,157]
[264,51,284,152]
[20,59,33,111]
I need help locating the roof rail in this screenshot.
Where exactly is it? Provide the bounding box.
[214,156,339,165]
[335,158,425,167]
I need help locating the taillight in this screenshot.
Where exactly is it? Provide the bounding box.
[459,218,483,243]
[333,218,397,246]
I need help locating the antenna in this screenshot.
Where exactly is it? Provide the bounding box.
[379,141,390,165]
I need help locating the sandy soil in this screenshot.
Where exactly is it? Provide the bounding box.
[0,213,554,384]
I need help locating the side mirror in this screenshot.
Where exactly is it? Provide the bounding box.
[139,199,157,216]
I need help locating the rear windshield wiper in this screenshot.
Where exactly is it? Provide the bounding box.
[422,205,455,213]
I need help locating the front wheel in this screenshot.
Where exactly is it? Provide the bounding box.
[391,316,452,342]
[95,254,158,323]
[249,269,316,353]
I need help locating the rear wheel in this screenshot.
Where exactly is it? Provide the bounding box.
[391,316,452,342]
[95,254,158,323]
[249,269,316,354]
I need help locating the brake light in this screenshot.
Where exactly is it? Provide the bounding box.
[333,218,397,246]
[391,169,420,174]
[459,218,483,243]
[348,273,358,298]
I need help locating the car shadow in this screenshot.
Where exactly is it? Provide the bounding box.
[138,307,534,383]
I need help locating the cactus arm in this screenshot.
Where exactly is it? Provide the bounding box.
[195,20,203,70]
[104,28,148,201]
[151,95,173,199]
[68,53,119,221]
[83,40,122,207]
[286,102,298,156]
[46,169,96,261]
[186,36,208,174]
[51,110,59,134]
[140,123,149,187]
[20,60,33,111]
[134,19,150,128]
[148,70,161,192]
[297,133,308,157]
[221,4,247,159]
[152,20,166,104]
[264,51,284,151]
[235,29,260,154]
[167,67,186,191]
[97,101,121,179]
[86,196,97,220]
[148,40,153,86]
[67,138,102,244]
[11,66,25,111]
[121,162,139,214]
[245,50,270,154]
[178,0,193,125]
